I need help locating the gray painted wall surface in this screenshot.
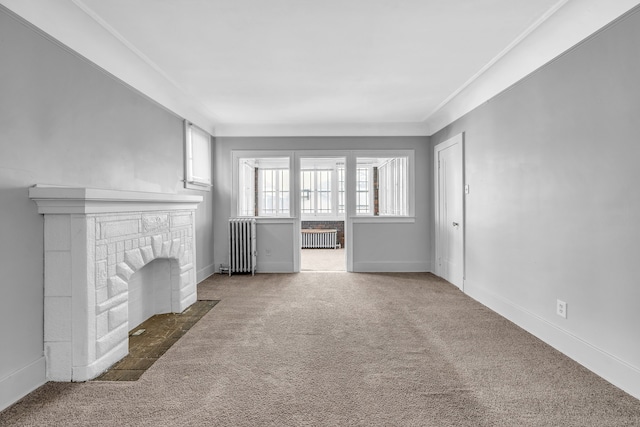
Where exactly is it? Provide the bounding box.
[213,136,431,272]
[0,10,214,407]
[431,9,640,396]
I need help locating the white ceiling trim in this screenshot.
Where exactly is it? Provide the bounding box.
[2,0,639,137]
[71,0,221,125]
[0,0,218,135]
[425,0,640,135]
[216,122,430,138]
[424,0,570,123]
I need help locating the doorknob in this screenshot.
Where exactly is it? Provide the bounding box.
[452,222,459,227]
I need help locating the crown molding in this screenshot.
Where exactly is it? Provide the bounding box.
[425,0,640,135]
[0,0,217,135]
[4,0,638,138]
[215,122,430,137]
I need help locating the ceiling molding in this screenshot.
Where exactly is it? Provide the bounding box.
[0,0,217,134]
[423,0,570,124]
[425,0,640,135]
[3,0,638,137]
[215,122,430,138]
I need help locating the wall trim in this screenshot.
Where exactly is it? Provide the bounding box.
[426,1,640,134]
[197,263,216,283]
[216,122,430,137]
[4,1,639,137]
[0,356,46,412]
[256,262,294,273]
[464,281,640,400]
[353,261,430,273]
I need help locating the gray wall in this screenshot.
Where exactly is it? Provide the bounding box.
[0,8,214,409]
[214,136,431,272]
[431,9,640,398]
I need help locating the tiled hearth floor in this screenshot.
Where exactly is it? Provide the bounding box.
[94,300,219,381]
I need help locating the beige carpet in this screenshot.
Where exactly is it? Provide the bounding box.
[2,273,639,426]
[301,248,346,271]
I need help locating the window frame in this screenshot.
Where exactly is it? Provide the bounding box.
[184,120,212,191]
[337,165,346,214]
[353,150,414,219]
[232,151,294,218]
[231,149,414,220]
[300,168,337,218]
[355,165,373,215]
[377,157,408,216]
[258,167,290,217]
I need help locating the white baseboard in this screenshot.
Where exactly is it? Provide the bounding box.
[256,261,294,273]
[352,261,431,272]
[0,357,46,412]
[464,281,640,400]
[196,263,216,283]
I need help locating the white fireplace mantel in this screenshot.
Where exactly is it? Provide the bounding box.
[30,185,203,382]
[29,184,203,214]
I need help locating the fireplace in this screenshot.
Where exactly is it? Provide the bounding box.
[30,185,202,381]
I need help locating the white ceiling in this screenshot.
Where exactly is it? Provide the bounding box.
[78,0,560,124]
[2,0,639,136]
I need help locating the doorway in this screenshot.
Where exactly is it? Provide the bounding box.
[299,156,346,272]
[434,133,465,289]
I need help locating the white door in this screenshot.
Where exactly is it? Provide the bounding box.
[434,134,464,290]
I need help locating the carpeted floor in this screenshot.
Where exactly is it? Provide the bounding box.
[1,272,639,426]
[301,248,346,271]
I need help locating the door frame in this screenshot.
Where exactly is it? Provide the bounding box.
[434,132,465,290]
[295,151,350,272]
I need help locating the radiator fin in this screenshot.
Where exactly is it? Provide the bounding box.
[229,218,257,275]
[301,229,337,249]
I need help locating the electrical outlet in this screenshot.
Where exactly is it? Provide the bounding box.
[265,249,272,257]
[556,299,567,319]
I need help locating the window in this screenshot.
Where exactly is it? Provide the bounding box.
[234,152,411,218]
[237,157,290,217]
[184,121,212,190]
[337,166,345,214]
[238,160,255,216]
[356,156,409,216]
[300,158,345,218]
[356,166,371,214]
[378,157,407,216]
[259,168,289,216]
[301,169,332,215]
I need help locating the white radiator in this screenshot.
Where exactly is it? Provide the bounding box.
[229,218,257,275]
[301,229,337,249]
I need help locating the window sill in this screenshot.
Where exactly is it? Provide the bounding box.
[184,181,212,192]
[351,216,415,224]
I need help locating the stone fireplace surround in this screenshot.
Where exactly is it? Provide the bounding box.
[29,185,202,381]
